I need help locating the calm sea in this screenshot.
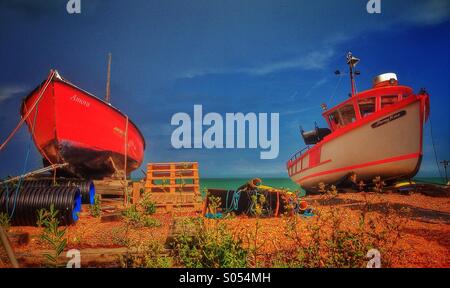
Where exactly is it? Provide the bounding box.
[200,178,300,191]
[200,177,446,191]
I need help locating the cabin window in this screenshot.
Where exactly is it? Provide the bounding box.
[338,104,356,125]
[359,97,376,117]
[328,111,343,129]
[381,95,398,108]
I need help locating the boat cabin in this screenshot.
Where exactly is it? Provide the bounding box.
[323,73,413,132]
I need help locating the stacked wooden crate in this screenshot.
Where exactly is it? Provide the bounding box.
[145,162,202,213]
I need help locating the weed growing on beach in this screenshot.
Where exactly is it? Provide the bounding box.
[122,193,159,228]
[0,212,10,232]
[110,225,130,247]
[171,217,248,268]
[206,195,222,215]
[244,194,267,267]
[122,204,161,228]
[318,182,338,200]
[372,176,386,193]
[140,193,156,215]
[37,205,67,268]
[275,191,408,268]
[119,239,172,268]
[89,194,102,218]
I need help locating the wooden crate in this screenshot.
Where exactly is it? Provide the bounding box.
[144,162,201,212]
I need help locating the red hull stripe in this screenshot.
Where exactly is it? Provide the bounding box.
[296,152,421,183]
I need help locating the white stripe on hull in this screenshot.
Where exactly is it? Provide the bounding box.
[289,100,422,189]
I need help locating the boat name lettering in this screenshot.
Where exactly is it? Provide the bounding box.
[371,110,406,129]
[70,95,91,108]
[114,127,125,136]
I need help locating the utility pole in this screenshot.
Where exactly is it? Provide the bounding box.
[105,53,112,103]
[440,160,449,184]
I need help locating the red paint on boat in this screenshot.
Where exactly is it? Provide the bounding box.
[21,70,146,179]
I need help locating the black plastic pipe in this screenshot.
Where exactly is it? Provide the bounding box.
[0,185,82,226]
[13,179,95,205]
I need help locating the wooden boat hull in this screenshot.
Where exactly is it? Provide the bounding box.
[287,95,428,191]
[21,72,146,179]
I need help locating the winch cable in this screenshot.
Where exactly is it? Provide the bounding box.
[8,95,40,219]
[0,70,55,152]
[428,116,444,183]
[0,71,55,218]
[327,74,343,106]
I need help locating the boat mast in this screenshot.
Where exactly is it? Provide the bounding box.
[346,52,360,97]
[105,53,112,103]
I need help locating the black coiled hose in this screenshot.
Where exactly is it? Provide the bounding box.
[0,185,82,226]
[14,179,95,205]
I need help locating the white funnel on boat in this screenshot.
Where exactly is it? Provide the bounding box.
[373,73,398,88]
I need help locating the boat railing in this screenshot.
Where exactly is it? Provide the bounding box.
[288,146,310,165]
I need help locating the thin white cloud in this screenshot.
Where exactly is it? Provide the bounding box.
[281,106,317,116]
[0,85,28,103]
[181,49,335,79]
[242,49,335,75]
[401,0,450,26]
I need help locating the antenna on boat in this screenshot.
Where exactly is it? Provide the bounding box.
[346,52,360,97]
[105,53,112,103]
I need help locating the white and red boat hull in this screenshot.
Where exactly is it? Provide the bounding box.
[287,95,429,191]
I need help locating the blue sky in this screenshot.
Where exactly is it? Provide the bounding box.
[0,0,449,179]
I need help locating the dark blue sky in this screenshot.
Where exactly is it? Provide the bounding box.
[0,0,449,178]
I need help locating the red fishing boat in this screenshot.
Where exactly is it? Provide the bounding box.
[287,53,430,192]
[21,70,146,179]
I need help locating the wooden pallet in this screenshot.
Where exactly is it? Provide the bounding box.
[144,162,202,212]
[145,162,199,194]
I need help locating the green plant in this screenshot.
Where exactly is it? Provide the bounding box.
[37,205,67,268]
[278,192,406,268]
[207,195,221,215]
[120,240,172,268]
[245,193,267,267]
[372,176,386,193]
[122,204,161,228]
[123,204,143,225]
[172,217,248,268]
[0,212,10,232]
[111,226,130,246]
[139,193,156,215]
[89,194,102,218]
[318,182,338,199]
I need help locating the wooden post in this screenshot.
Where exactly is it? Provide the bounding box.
[0,226,19,268]
[132,182,141,204]
[274,191,280,217]
[105,53,112,103]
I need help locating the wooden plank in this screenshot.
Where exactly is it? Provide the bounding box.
[16,247,171,267]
